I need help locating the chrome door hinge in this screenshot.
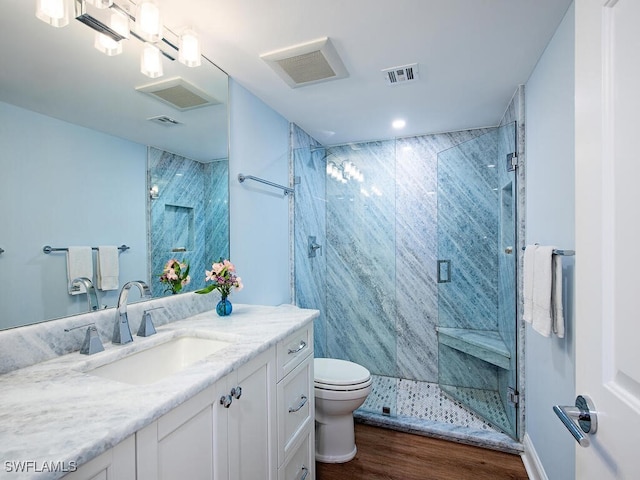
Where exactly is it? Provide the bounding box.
[507,152,518,171]
[508,388,519,406]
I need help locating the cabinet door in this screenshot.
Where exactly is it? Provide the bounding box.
[226,347,277,480]
[137,385,215,480]
[63,435,135,480]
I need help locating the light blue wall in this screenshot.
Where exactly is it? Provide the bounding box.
[524,3,575,479]
[229,80,291,305]
[0,101,147,328]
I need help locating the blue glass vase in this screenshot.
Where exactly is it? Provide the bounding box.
[216,297,232,316]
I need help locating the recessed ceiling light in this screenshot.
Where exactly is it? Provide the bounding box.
[392,119,406,129]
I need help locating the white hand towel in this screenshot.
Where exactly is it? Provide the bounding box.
[552,254,565,338]
[531,246,555,337]
[523,244,538,324]
[67,247,93,295]
[97,246,119,291]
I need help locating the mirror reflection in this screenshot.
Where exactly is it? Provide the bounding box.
[0,0,229,330]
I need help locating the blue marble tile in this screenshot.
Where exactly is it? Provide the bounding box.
[148,148,228,298]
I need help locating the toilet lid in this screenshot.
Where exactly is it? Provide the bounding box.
[314,358,371,386]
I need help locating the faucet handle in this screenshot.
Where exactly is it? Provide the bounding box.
[65,323,104,355]
[137,307,163,337]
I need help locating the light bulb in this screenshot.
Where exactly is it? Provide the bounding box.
[86,0,113,8]
[136,0,162,42]
[141,44,163,78]
[95,32,122,56]
[178,29,201,67]
[35,0,69,27]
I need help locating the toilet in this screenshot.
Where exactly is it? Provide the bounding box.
[314,358,372,463]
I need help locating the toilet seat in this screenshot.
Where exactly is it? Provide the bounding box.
[314,358,371,391]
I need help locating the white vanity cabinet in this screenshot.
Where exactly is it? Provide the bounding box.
[276,325,315,480]
[215,347,277,480]
[66,322,314,480]
[63,435,136,480]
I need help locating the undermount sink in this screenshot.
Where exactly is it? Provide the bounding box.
[88,336,231,385]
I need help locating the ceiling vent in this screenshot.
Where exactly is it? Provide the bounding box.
[382,63,419,86]
[148,115,182,126]
[136,77,220,111]
[260,37,348,88]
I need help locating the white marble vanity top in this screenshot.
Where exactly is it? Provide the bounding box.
[0,303,318,480]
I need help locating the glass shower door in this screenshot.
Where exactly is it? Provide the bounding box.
[436,123,518,438]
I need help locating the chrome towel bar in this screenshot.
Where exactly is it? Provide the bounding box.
[43,245,130,254]
[522,246,575,256]
[237,173,294,196]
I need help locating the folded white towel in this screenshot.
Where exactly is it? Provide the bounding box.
[524,245,565,338]
[67,247,93,295]
[523,244,538,324]
[97,246,119,291]
[531,246,555,337]
[552,253,565,338]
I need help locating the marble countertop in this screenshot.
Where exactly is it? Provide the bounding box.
[0,304,318,480]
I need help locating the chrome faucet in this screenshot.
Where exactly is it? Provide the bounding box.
[71,277,100,313]
[113,281,151,344]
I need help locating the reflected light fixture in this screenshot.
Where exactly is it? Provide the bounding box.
[141,44,163,78]
[86,0,113,8]
[178,28,201,67]
[135,0,162,42]
[94,8,129,55]
[35,0,70,27]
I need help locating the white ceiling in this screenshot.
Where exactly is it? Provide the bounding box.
[165,0,573,145]
[1,0,573,152]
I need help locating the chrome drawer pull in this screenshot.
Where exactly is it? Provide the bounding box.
[230,386,242,399]
[287,340,307,355]
[220,395,233,408]
[288,395,308,413]
[299,466,309,480]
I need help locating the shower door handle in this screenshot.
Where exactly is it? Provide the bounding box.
[437,260,451,283]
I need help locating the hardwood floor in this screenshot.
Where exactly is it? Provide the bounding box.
[316,424,529,480]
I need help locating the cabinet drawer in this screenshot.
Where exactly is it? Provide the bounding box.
[278,428,314,480]
[277,354,313,465]
[277,324,313,381]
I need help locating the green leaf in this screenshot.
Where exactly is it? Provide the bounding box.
[195,284,217,295]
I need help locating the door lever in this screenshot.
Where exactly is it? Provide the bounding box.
[553,395,597,447]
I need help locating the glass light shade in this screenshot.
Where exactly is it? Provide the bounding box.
[95,32,122,56]
[178,29,201,67]
[86,0,113,8]
[135,0,163,42]
[110,9,130,39]
[141,44,163,78]
[35,0,69,27]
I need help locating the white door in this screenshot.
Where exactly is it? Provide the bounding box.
[575,0,640,478]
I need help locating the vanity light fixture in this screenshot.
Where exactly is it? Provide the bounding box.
[141,44,163,78]
[35,0,70,27]
[35,0,203,79]
[178,28,202,67]
[392,119,406,129]
[326,160,364,184]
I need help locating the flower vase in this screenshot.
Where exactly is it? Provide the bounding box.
[216,297,232,316]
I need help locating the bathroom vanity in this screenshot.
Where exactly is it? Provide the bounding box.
[0,300,317,480]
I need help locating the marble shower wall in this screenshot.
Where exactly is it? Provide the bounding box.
[293,126,504,383]
[148,147,229,297]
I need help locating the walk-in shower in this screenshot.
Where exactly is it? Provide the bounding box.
[293,117,520,446]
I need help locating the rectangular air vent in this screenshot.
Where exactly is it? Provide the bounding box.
[261,37,348,88]
[148,115,182,126]
[136,77,220,111]
[382,63,419,86]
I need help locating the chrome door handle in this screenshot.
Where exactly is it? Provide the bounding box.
[299,466,309,480]
[553,395,597,447]
[220,395,233,408]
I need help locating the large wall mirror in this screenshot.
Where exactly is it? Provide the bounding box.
[0,0,229,330]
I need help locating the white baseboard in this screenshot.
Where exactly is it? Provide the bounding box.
[521,433,549,480]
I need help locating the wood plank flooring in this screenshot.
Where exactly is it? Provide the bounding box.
[316,424,529,480]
